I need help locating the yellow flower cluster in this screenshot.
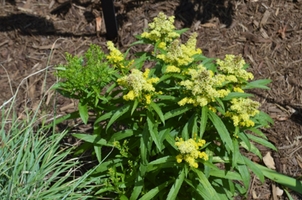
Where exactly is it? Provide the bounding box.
[117,69,159,104]
[107,41,134,69]
[141,12,179,42]
[157,42,166,50]
[156,33,202,67]
[208,105,217,113]
[175,136,208,168]
[225,97,260,127]
[107,41,123,64]
[165,65,181,73]
[217,55,254,81]
[178,65,230,107]
[233,87,244,93]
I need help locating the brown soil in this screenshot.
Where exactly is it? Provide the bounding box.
[1,0,302,199]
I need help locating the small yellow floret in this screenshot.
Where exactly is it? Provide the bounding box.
[106,41,124,69]
[140,12,179,42]
[217,54,254,81]
[175,137,208,168]
[234,87,244,93]
[226,98,260,127]
[158,42,166,50]
[144,94,152,104]
[118,69,159,103]
[123,90,135,101]
[165,65,181,73]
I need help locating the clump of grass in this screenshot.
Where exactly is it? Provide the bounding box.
[0,100,94,199]
[0,41,99,199]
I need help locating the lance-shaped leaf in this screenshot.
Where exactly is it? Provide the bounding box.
[106,103,131,131]
[208,110,233,152]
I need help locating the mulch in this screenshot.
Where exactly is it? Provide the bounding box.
[1,0,302,199]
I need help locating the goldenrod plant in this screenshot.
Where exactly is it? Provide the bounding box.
[53,12,301,199]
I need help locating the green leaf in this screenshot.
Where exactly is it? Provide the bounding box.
[154,40,161,54]
[173,28,189,35]
[148,156,175,166]
[184,179,211,199]
[130,40,145,46]
[147,162,178,173]
[242,156,264,183]
[108,129,134,142]
[195,183,213,200]
[134,35,142,40]
[131,99,139,115]
[243,63,250,69]
[242,79,272,90]
[222,92,254,101]
[140,126,149,165]
[257,111,274,125]
[105,82,117,95]
[120,195,129,200]
[124,48,131,59]
[209,169,242,181]
[214,97,225,114]
[211,180,231,200]
[78,101,89,124]
[181,120,189,140]
[200,106,208,138]
[206,63,218,73]
[159,127,172,144]
[92,158,125,174]
[95,186,115,195]
[147,111,162,151]
[284,188,295,200]
[72,141,91,157]
[158,74,174,83]
[94,111,114,125]
[132,53,147,70]
[192,54,207,62]
[50,82,61,90]
[45,111,80,129]
[232,138,240,169]
[202,160,220,171]
[256,163,302,194]
[201,58,216,66]
[237,131,251,150]
[164,105,193,120]
[237,164,250,190]
[56,88,79,99]
[188,113,198,137]
[139,180,173,200]
[248,127,267,139]
[240,141,262,159]
[106,103,131,131]
[213,155,302,194]
[166,169,185,200]
[192,168,220,198]
[246,134,277,151]
[165,134,178,151]
[149,102,165,125]
[130,164,147,200]
[73,134,113,147]
[208,110,233,152]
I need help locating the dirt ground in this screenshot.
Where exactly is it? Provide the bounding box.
[1,0,302,199]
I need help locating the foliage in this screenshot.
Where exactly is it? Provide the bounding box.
[53,44,117,124]
[0,105,94,199]
[53,12,285,199]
